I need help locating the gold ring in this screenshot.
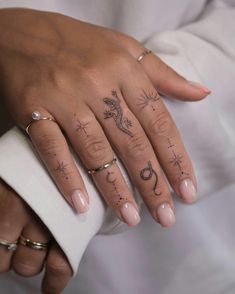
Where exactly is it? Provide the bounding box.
[19,236,49,251]
[25,111,56,135]
[87,158,117,175]
[0,239,18,251]
[137,49,152,62]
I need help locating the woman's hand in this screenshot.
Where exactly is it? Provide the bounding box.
[0,8,210,227]
[0,179,72,293]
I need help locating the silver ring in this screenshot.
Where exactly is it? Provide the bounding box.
[19,236,49,251]
[0,239,18,251]
[137,49,152,62]
[87,158,117,175]
[25,111,56,135]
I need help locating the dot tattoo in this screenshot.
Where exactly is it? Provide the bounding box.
[54,161,70,180]
[140,161,161,196]
[137,89,160,111]
[103,90,133,137]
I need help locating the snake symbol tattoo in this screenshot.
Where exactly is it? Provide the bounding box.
[103,90,133,137]
[140,161,161,196]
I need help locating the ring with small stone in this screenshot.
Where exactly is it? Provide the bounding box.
[0,239,18,251]
[25,111,57,135]
[137,49,152,62]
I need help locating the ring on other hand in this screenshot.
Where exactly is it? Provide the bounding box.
[19,235,49,251]
[0,239,18,251]
[137,49,152,62]
[87,158,117,175]
[25,111,57,135]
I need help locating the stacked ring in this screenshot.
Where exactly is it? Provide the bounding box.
[19,235,50,251]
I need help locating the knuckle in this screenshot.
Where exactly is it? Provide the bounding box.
[149,112,174,137]
[125,133,149,158]
[82,135,110,163]
[13,261,41,277]
[33,132,62,156]
[47,258,70,277]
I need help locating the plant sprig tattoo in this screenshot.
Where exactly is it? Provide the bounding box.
[103,90,133,137]
[140,161,161,196]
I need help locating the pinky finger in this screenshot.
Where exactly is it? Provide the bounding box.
[28,110,89,214]
[42,243,72,294]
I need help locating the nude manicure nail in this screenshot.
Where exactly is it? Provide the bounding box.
[188,81,211,94]
[120,203,141,227]
[157,203,176,227]
[179,179,197,203]
[71,190,89,213]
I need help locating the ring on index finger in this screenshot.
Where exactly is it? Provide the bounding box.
[25,111,57,135]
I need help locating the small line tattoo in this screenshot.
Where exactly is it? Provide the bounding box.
[103,90,133,137]
[54,161,70,180]
[75,119,89,137]
[137,89,160,111]
[140,161,161,196]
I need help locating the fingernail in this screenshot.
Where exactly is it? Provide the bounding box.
[157,203,176,227]
[188,81,211,94]
[71,190,89,213]
[120,202,141,227]
[179,179,197,203]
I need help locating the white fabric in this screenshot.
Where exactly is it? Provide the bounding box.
[0,0,235,293]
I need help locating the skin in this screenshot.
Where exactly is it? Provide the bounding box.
[0,7,211,291]
[0,8,210,221]
[0,180,72,293]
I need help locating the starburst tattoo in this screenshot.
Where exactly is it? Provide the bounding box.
[137,89,160,111]
[106,171,128,206]
[169,149,189,179]
[54,161,69,180]
[103,90,133,137]
[140,161,161,196]
[75,119,89,137]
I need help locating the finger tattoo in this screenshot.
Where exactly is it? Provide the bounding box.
[167,138,189,180]
[106,171,128,206]
[140,161,161,196]
[75,118,89,137]
[137,89,160,111]
[103,90,133,137]
[54,161,70,180]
